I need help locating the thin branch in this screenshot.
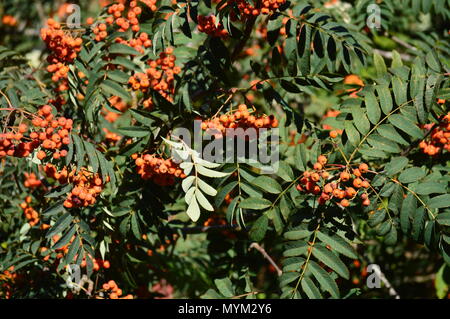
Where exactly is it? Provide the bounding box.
[391,36,418,52]
[232,291,259,299]
[373,49,413,61]
[249,242,282,276]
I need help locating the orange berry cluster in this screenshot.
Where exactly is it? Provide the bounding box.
[0,267,17,299]
[93,22,109,42]
[23,172,43,189]
[20,196,39,227]
[235,0,287,16]
[99,1,154,52]
[132,153,186,186]
[100,280,133,299]
[296,155,372,207]
[0,127,39,159]
[49,234,74,260]
[1,15,17,27]
[197,15,228,38]
[350,259,368,285]
[128,48,181,105]
[419,112,450,156]
[44,235,78,261]
[201,104,279,138]
[0,105,70,160]
[115,32,152,54]
[257,16,289,39]
[41,19,82,92]
[43,164,108,208]
[32,105,73,161]
[106,2,142,32]
[80,256,111,271]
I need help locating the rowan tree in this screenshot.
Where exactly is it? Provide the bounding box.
[0,0,449,299]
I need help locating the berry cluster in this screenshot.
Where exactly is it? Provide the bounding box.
[0,267,17,299]
[200,104,279,138]
[197,15,228,38]
[106,1,141,32]
[43,164,108,208]
[23,173,43,189]
[115,32,152,54]
[43,235,112,272]
[128,48,181,105]
[80,256,111,271]
[20,196,39,227]
[235,0,287,16]
[93,23,108,42]
[132,153,186,186]
[0,105,71,160]
[1,15,17,27]
[257,15,290,39]
[350,259,368,286]
[100,280,133,299]
[419,112,450,156]
[296,155,372,207]
[43,235,75,260]
[32,105,73,161]
[0,127,38,159]
[95,11,152,53]
[99,1,154,52]
[41,19,82,92]
[52,234,74,259]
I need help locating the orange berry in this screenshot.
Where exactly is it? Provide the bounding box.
[238,104,247,112]
[353,168,362,177]
[340,171,350,182]
[313,162,323,170]
[317,155,327,165]
[359,163,369,173]
[340,199,350,207]
[353,178,362,188]
[37,150,47,160]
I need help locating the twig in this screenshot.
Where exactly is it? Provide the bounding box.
[391,36,418,52]
[232,291,259,299]
[372,266,400,299]
[373,49,413,61]
[249,242,282,276]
